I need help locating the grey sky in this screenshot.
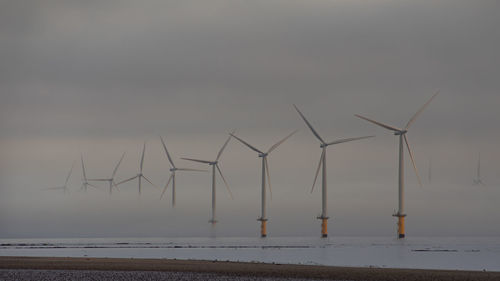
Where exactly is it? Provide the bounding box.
[1,1,499,238]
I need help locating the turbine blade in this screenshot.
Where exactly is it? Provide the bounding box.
[112,180,120,191]
[81,154,87,181]
[160,174,174,199]
[140,142,146,172]
[216,131,235,161]
[355,114,401,132]
[181,157,213,164]
[87,183,100,189]
[216,164,233,199]
[267,130,298,154]
[112,152,126,178]
[142,175,157,188]
[64,162,75,186]
[404,135,422,187]
[160,136,176,168]
[293,104,325,144]
[326,135,375,146]
[265,157,272,201]
[311,150,325,193]
[115,175,138,186]
[176,168,208,172]
[405,91,439,130]
[230,133,263,154]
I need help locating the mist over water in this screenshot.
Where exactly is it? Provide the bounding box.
[1,136,499,238]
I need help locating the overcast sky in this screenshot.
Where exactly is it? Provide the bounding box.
[1,0,499,238]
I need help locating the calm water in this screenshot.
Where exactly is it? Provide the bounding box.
[1,236,499,271]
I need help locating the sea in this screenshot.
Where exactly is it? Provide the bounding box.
[1,236,499,271]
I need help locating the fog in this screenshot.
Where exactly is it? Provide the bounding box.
[1,0,499,238]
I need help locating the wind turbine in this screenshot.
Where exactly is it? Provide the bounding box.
[116,142,156,195]
[294,105,374,238]
[181,133,234,225]
[80,154,99,191]
[230,130,297,237]
[355,91,439,239]
[428,157,432,184]
[88,152,125,195]
[45,162,75,194]
[473,153,485,186]
[160,136,206,206]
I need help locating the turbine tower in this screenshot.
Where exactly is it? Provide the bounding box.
[160,136,206,206]
[80,154,98,191]
[355,91,439,239]
[294,105,374,238]
[45,162,75,194]
[88,152,125,195]
[230,130,297,237]
[181,133,234,225]
[473,153,485,186]
[116,142,156,195]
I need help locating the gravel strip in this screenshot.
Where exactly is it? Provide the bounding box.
[0,269,347,281]
[2,257,499,281]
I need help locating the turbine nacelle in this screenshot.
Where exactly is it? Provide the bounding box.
[319,143,328,148]
[258,153,268,158]
[394,130,407,136]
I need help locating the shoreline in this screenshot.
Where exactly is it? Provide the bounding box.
[1,256,499,281]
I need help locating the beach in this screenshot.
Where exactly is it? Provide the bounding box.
[1,256,499,281]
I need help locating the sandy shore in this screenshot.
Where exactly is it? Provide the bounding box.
[1,256,499,281]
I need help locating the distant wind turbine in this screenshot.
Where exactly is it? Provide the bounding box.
[80,154,99,191]
[230,130,297,237]
[473,153,485,186]
[428,157,432,184]
[116,142,156,195]
[88,152,125,195]
[160,136,206,206]
[355,91,439,239]
[294,105,374,238]
[181,132,234,225]
[44,162,75,194]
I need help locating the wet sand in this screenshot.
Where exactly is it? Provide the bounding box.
[1,256,499,281]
